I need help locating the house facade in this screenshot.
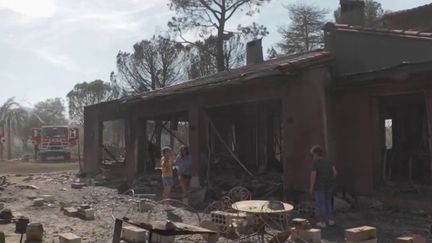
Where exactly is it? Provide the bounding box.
[83,22,432,196]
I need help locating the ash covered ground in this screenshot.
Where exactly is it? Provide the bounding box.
[0,160,430,242]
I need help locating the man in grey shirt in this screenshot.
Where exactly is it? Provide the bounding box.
[309,145,337,228]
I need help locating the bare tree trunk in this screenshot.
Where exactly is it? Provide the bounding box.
[6,119,11,160]
[216,11,226,72]
[216,30,225,72]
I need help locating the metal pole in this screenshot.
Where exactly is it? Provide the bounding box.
[112,219,123,243]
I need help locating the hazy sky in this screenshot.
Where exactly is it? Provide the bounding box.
[0,0,431,107]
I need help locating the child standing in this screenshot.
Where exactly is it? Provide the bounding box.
[161,146,174,200]
[174,146,192,204]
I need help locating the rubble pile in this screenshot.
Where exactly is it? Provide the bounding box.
[0,172,124,242]
[0,171,429,242]
[208,170,283,201]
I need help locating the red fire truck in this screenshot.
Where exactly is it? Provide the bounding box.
[32,126,79,161]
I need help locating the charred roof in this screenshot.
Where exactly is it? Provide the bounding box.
[122,50,333,103]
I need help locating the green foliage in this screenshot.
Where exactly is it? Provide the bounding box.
[67,80,120,124]
[277,3,328,54]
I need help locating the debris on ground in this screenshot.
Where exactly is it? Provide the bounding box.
[333,196,352,212]
[0,168,429,242]
[17,184,39,190]
[357,196,384,210]
[63,207,79,217]
[77,206,95,221]
[0,209,13,224]
[32,198,45,207]
[71,182,86,189]
[26,222,44,242]
[59,232,82,243]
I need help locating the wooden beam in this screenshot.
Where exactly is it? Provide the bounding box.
[208,117,254,177]
[128,77,290,119]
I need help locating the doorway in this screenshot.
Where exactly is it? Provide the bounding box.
[380,94,430,184]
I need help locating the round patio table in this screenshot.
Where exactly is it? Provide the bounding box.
[231,200,293,242]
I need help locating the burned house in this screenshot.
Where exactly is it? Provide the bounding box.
[84,23,432,195]
[383,3,432,32]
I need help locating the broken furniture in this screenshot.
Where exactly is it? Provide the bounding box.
[111,198,206,242]
[15,216,29,243]
[231,200,293,243]
[205,186,253,236]
[112,217,217,243]
[205,186,251,214]
[228,186,252,202]
[210,210,254,237]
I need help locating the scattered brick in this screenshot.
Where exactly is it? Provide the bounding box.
[63,207,78,217]
[345,226,377,242]
[59,233,81,243]
[71,183,85,189]
[396,235,426,243]
[33,198,45,207]
[78,208,95,220]
[121,225,147,243]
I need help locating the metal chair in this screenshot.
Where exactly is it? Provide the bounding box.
[228,186,252,203]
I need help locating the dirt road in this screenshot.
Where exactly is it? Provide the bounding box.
[0,160,79,175]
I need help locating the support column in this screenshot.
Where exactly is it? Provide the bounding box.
[83,107,102,175]
[125,114,138,181]
[257,104,269,170]
[139,119,149,173]
[281,70,329,193]
[188,106,208,187]
[281,96,294,193]
[189,108,200,182]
